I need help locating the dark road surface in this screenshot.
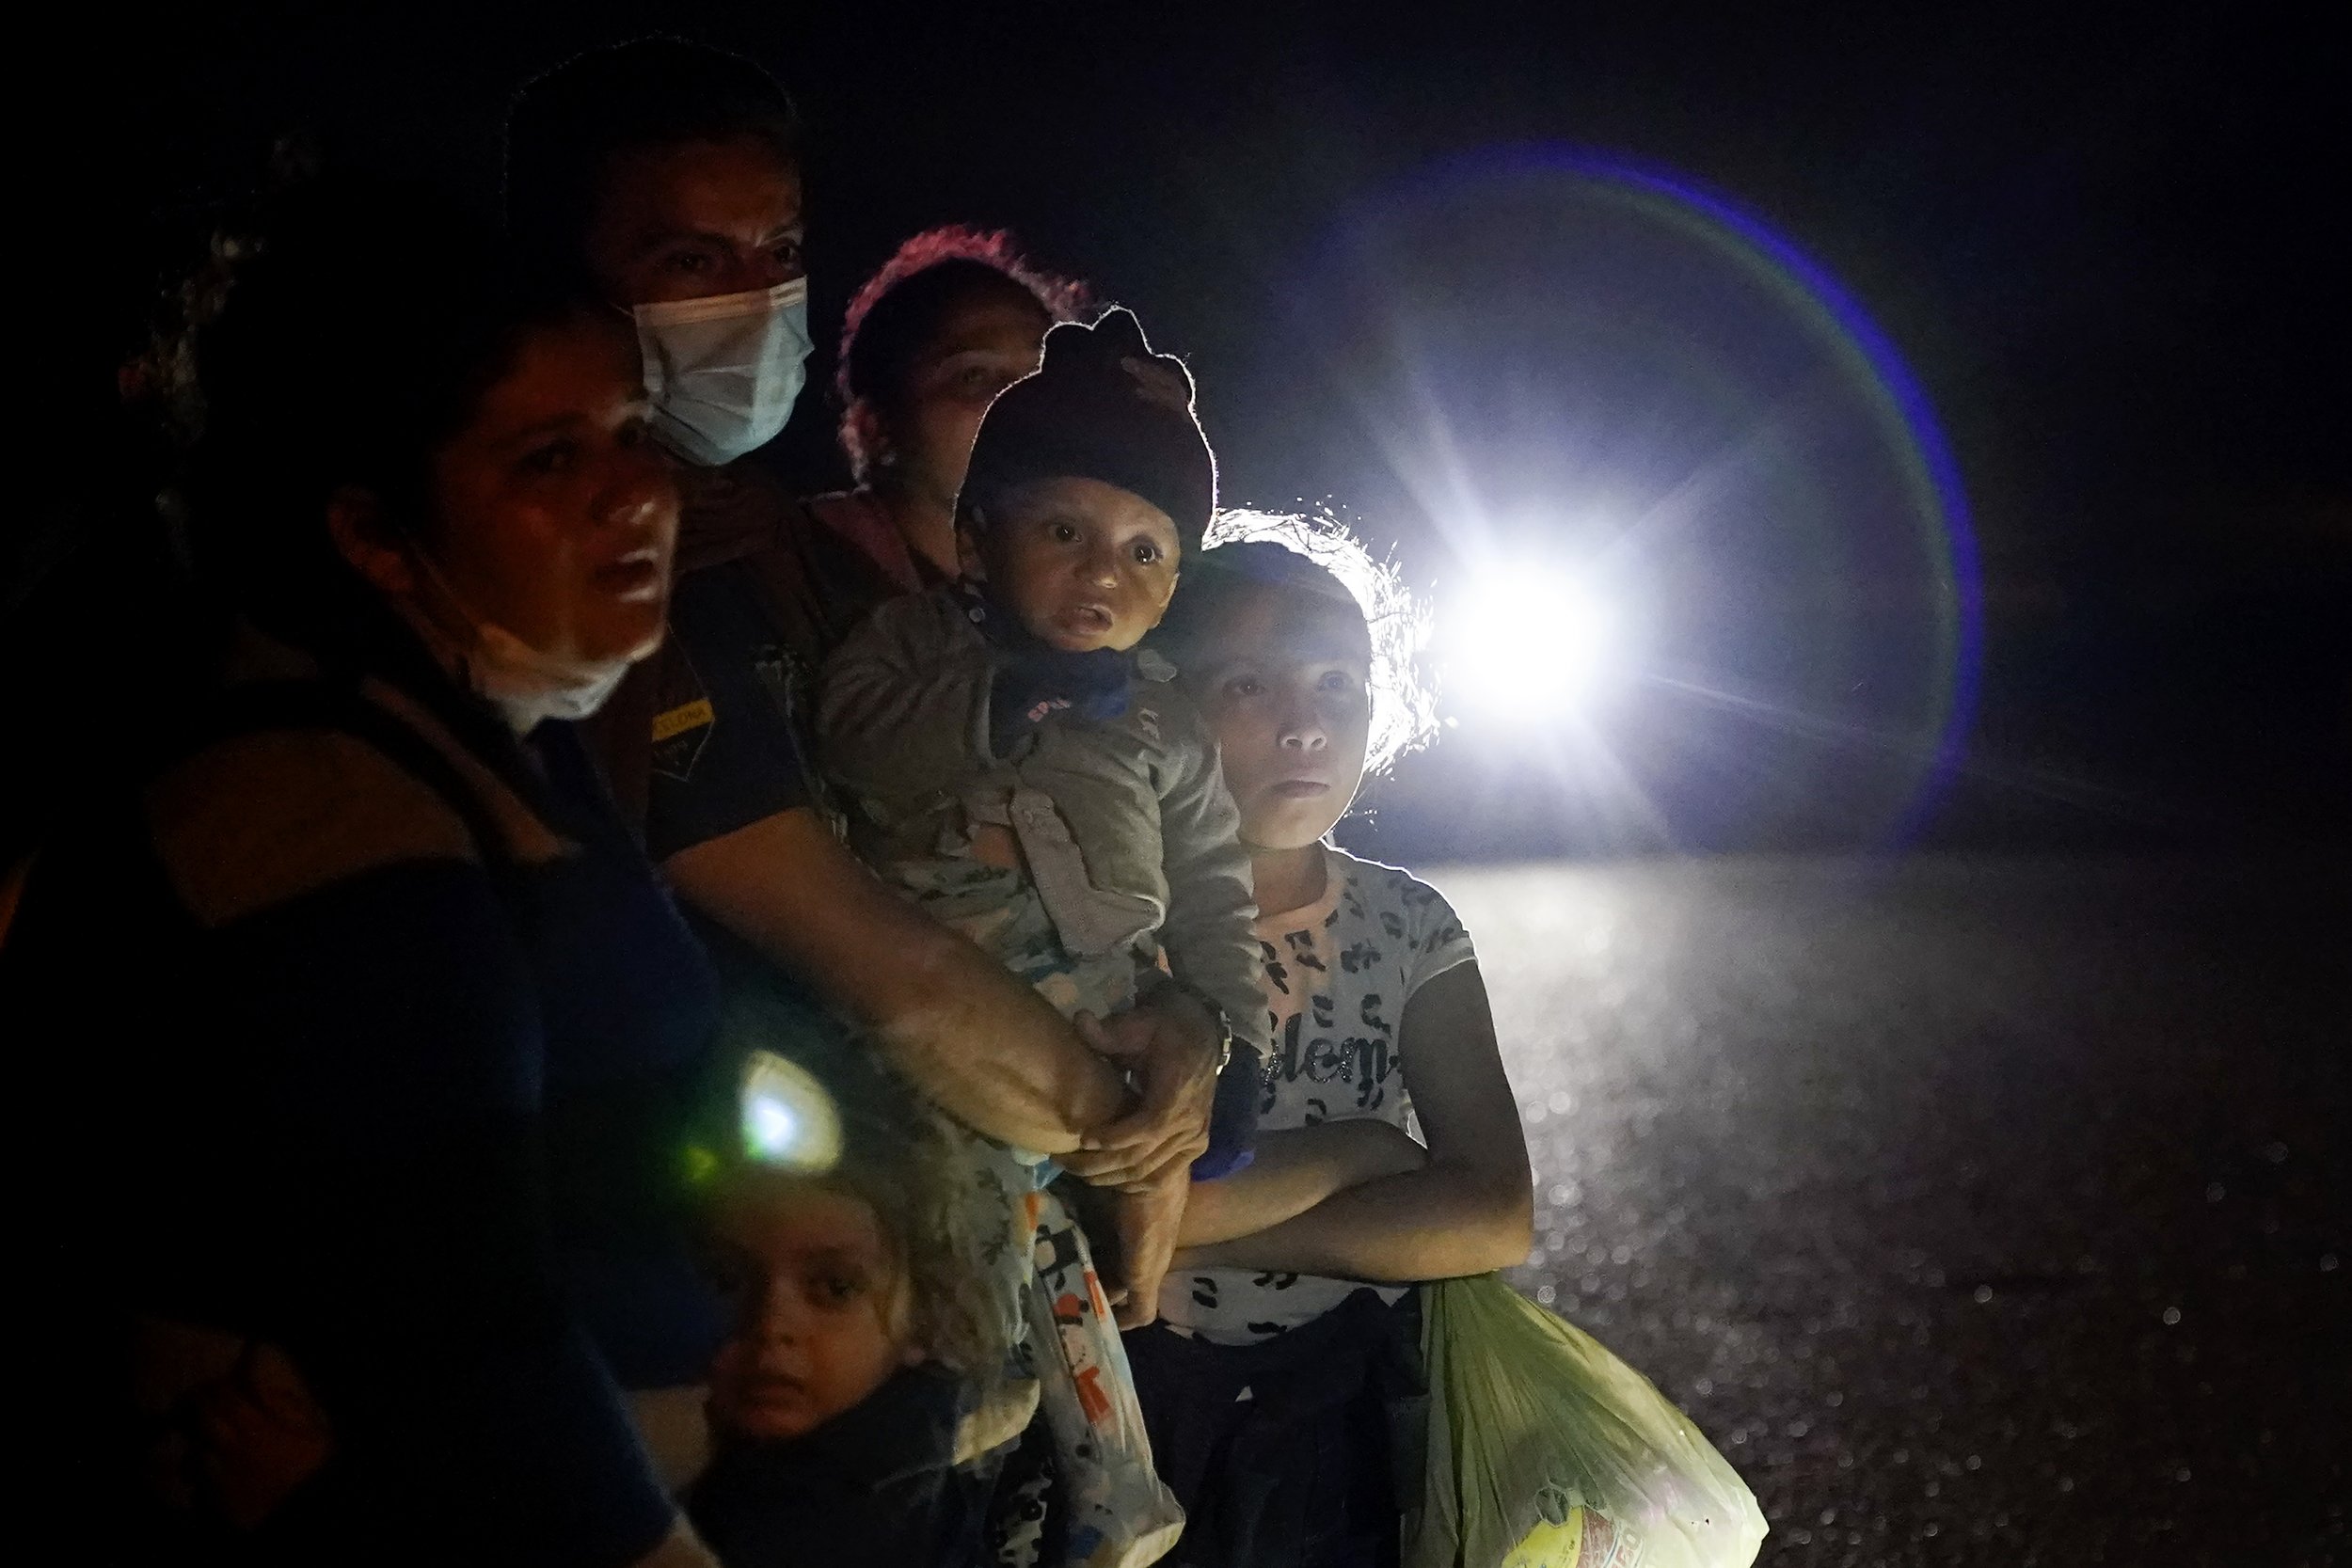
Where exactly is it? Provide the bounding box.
[1433,855,2348,1567]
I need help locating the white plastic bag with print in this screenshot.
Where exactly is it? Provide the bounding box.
[1025,1187,1184,1568]
[1407,1275,1766,1568]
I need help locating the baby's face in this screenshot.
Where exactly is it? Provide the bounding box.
[706,1177,913,1442]
[962,476,1182,653]
[1188,584,1375,855]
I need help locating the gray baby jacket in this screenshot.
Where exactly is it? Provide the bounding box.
[818,587,1269,1055]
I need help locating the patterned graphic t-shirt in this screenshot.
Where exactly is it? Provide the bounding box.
[1158,847,1476,1343]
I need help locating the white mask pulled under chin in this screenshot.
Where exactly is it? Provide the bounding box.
[400,554,633,730]
[464,618,631,725]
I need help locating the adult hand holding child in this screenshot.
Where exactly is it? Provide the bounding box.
[1062,992,1227,1328]
[1061,991,1221,1188]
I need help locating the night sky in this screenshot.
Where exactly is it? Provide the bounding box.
[16,1,2349,858]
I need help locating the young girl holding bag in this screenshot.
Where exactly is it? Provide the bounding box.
[1131,515,1535,1568]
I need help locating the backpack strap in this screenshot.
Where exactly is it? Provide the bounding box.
[193,678,519,879]
[2,678,529,963]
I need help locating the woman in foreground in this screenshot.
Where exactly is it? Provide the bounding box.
[7,183,725,1567]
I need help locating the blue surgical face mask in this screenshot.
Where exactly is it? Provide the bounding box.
[632,277,812,467]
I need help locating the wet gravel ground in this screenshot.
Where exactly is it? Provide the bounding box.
[1433,854,2349,1567]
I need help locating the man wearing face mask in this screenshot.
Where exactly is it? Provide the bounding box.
[505,42,1229,1306]
[508,41,812,469]
[506,40,835,819]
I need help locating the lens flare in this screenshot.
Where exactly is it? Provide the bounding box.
[1447,567,1620,718]
[1318,146,1983,847]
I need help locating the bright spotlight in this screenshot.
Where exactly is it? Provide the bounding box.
[739,1050,843,1172]
[749,1098,798,1153]
[1444,565,1621,718]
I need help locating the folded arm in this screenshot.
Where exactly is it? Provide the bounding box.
[1172,962,1533,1281]
[1175,1117,1428,1247]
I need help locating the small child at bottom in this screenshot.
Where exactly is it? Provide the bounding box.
[687,1054,1021,1568]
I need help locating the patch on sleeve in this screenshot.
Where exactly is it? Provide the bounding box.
[651,698,714,743]
[649,646,716,783]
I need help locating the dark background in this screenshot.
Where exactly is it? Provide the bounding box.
[8,8,2345,1562]
[12,0,2347,862]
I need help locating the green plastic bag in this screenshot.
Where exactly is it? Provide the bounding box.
[1406,1275,1767,1568]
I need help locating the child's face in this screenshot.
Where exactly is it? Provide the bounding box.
[705,1176,914,1442]
[961,476,1182,653]
[1188,583,1375,854]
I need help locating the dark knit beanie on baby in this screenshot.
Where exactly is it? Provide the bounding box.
[959,307,1216,549]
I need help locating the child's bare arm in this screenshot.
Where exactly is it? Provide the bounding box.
[1176,1119,1428,1247]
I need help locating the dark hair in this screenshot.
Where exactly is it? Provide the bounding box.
[1154,510,1438,773]
[503,37,800,282]
[707,1037,1008,1385]
[155,177,579,654]
[836,227,1090,482]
